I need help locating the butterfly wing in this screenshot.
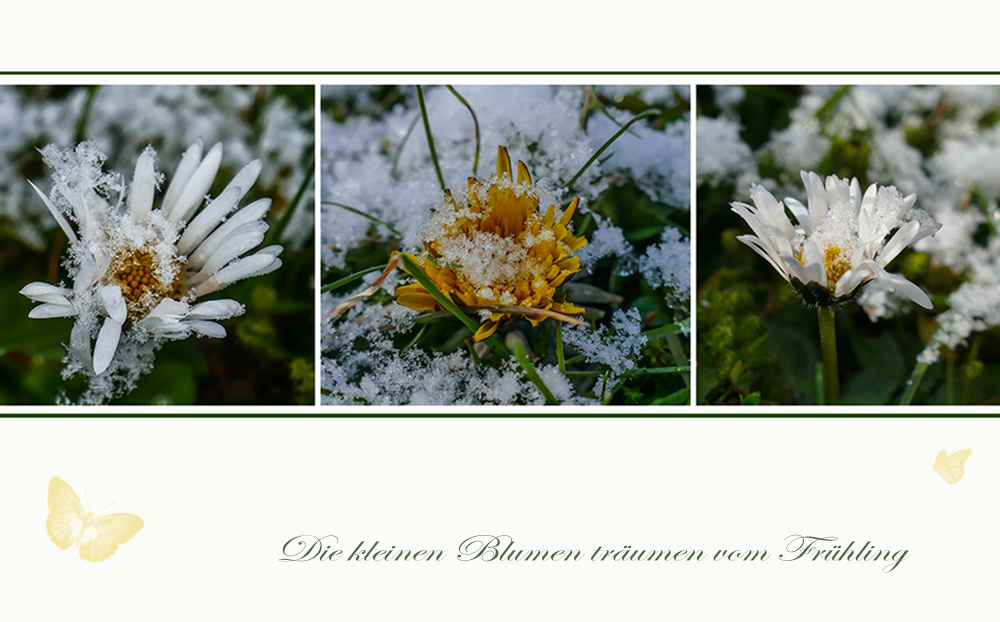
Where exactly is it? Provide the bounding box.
[78,513,144,562]
[47,477,86,549]
[932,449,971,485]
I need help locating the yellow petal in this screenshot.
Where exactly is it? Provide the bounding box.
[517,160,531,185]
[497,146,512,179]
[474,320,499,342]
[560,196,579,226]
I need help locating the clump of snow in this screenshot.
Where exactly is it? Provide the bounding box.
[639,227,690,301]
[576,215,636,275]
[562,308,648,385]
[696,116,758,187]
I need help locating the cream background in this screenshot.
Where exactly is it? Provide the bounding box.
[0,418,994,619]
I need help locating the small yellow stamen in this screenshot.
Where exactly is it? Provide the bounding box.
[823,245,851,287]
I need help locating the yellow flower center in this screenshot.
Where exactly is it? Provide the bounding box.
[110,248,182,320]
[823,244,851,287]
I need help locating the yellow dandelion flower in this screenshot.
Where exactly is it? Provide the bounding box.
[395,146,588,341]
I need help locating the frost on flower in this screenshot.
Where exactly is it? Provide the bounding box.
[394,146,587,342]
[19,141,282,404]
[732,171,941,308]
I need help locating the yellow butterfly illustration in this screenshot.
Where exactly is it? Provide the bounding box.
[46,476,143,562]
[931,449,972,485]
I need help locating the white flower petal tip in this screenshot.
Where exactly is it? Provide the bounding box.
[27,180,77,244]
[93,317,122,375]
[129,147,157,220]
[28,303,78,319]
[187,300,245,321]
[20,282,72,305]
[733,171,941,309]
[184,320,227,339]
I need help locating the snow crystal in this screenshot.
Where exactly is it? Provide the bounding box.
[576,216,635,275]
[562,308,648,383]
[638,227,690,300]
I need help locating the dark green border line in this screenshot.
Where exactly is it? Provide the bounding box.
[2,71,1000,76]
[0,412,997,418]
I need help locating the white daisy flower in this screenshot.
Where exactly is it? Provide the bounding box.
[19,140,283,402]
[731,171,941,308]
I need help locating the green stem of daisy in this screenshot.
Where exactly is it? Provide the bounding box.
[268,155,314,246]
[321,264,387,293]
[817,306,840,406]
[564,108,660,192]
[322,200,402,238]
[508,336,559,405]
[416,85,446,193]
[399,253,511,358]
[445,85,480,176]
[390,114,421,180]
[900,361,930,406]
[74,85,100,142]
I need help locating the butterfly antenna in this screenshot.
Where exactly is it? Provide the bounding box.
[94,500,116,514]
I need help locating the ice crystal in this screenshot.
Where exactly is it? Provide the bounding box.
[562,308,648,384]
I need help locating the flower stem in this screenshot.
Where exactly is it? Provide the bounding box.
[817,306,840,405]
[416,85,446,193]
[900,361,929,405]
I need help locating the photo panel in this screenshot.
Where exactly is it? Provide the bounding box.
[0,85,315,405]
[321,85,691,406]
[697,85,1000,406]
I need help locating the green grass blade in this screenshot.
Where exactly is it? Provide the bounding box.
[508,335,559,405]
[320,264,386,293]
[416,85,446,193]
[74,85,100,142]
[322,200,402,238]
[391,114,421,180]
[399,253,511,358]
[565,109,659,191]
[268,155,313,245]
[446,85,480,176]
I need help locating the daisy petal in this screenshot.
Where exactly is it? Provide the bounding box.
[184,320,227,339]
[129,146,157,220]
[99,285,127,325]
[162,139,203,217]
[169,141,223,223]
[28,180,77,244]
[93,317,122,375]
[28,302,78,319]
